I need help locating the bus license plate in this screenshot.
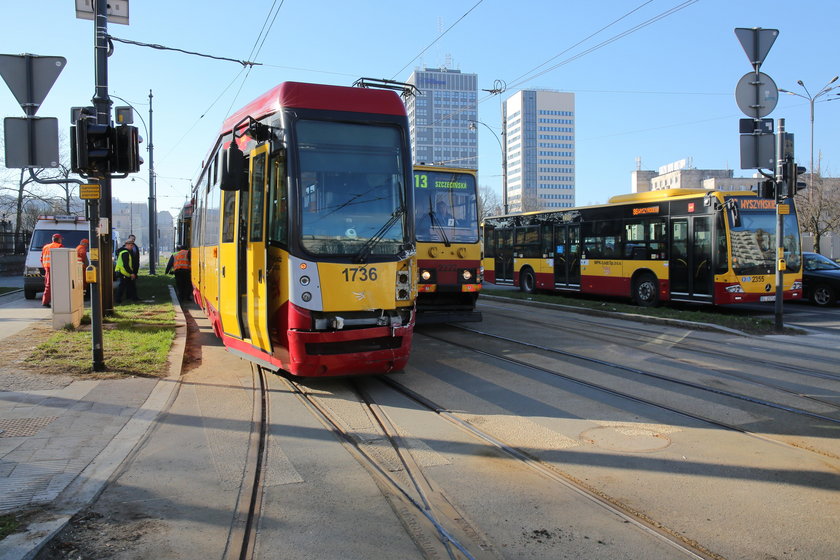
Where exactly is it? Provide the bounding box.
[760,295,776,302]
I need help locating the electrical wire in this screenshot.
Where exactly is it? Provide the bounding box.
[107,36,260,67]
[389,0,485,81]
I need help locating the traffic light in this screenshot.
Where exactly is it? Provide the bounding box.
[779,157,807,199]
[757,179,775,199]
[112,125,142,174]
[791,162,807,194]
[70,120,112,175]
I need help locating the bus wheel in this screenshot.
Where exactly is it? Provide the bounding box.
[633,273,659,307]
[24,288,37,300]
[520,268,536,294]
[811,284,836,307]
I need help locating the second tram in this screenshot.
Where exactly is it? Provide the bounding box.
[483,188,802,306]
[413,165,482,323]
[191,81,416,377]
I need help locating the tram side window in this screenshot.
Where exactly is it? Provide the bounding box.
[249,152,266,242]
[221,190,236,243]
[268,154,288,246]
[497,228,513,252]
[540,223,553,256]
[205,183,221,246]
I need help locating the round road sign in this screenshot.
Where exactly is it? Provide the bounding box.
[735,71,778,118]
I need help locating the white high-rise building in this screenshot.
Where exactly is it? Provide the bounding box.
[405,68,478,168]
[503,90,575,213]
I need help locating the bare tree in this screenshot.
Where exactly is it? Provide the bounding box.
[794,157,840,255]
[478,185,503,221]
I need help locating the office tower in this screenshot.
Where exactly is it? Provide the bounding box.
[504,90,575,212]
[405,68,478,168]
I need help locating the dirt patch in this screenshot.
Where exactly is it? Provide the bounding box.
[35,510,165,559]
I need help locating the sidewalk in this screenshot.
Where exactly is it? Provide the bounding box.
[0,284,186,560]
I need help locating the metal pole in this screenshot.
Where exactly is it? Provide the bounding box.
[774,119,785,333]
[148,89,156,274]
[809,96,814,203]
[93,0,114,314]
[87,197,105,370]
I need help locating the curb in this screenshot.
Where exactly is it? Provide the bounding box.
[0,286,187,560]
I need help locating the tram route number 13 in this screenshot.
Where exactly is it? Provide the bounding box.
[342,267,379,282]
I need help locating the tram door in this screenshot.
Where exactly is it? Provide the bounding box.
[494,228,514,284]
[670,217,712,299]
[244,145,271,351]
[553,224,581,287]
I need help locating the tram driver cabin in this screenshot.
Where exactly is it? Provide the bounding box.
[482,188,803,307]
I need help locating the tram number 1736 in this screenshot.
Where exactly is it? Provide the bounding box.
[342,267,379,282]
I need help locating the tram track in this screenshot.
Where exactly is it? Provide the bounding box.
[281,375,500,560]
[474,304,840,411]
[418,327,840,461]
[375,376,719,560]
[479,302,840,382]
[223,365,270,560]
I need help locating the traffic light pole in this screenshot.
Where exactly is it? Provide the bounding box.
[774,119,786,333]
[93,0,114,314]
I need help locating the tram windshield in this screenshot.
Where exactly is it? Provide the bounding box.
[414,170,479,243]
[296,120,407,256]
[729,210,801,274]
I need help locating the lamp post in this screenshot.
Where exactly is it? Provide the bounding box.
[112,90,157,273]
[779,76,839,199]
[469,120,508,214]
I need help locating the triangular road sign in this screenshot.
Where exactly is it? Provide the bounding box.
[0,54,67,116]
[734,28,778,70]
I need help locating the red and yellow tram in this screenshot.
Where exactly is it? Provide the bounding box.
[413,165,482,323]
[191,82,416,376]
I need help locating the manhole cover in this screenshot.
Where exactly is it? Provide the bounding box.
[0,417,58,438]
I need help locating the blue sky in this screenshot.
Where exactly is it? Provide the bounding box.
[2,0,838,213]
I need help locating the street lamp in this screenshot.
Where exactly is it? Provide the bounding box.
[112,90,157,274]
[778,75,839,199]
[469,120,508,214]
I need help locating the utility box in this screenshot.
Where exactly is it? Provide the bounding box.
[50,248,84,329]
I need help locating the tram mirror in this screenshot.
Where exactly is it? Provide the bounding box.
[221,142,247,191]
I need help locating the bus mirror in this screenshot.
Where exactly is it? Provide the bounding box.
[727,200,741,229]
[221,141,246,191]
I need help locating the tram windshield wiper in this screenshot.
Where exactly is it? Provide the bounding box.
[354,206,406,263]
[429,208,451,247]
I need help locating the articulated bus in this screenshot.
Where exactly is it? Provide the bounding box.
[191,81,416,377]
[482,188,803,306]
[413,165,482,323]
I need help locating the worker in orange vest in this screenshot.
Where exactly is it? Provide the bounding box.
[165,245,191,302]
[76,238,90,297]
[40,233,63,307]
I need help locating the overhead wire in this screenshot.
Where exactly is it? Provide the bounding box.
[389,0,485,81]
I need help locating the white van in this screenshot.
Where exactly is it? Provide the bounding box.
[24,215,90,299]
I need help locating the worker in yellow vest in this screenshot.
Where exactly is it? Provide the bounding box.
[165,245,191,302]
[40,233,63,307]
[114,241,139,304]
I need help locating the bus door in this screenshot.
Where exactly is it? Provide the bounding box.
[553,224,581,287]
[669,217,712,299]
[495,228,514,284]
[244,144,271,351]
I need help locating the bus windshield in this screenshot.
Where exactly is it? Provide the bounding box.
[296,120,407,257]
[414,170,479,244]
[729,210,801,274]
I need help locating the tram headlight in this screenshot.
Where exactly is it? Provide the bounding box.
[791,280,803,290]
[724,284,745,293]
[461,269,473,281]
[299,275,310,286]
[420,269,432,282]
[301,292,312,302]
[397,271,410,284]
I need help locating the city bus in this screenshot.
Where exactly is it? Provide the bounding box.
[482,188,802,306]
[190,81,416,377]
[413,165,482,323]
